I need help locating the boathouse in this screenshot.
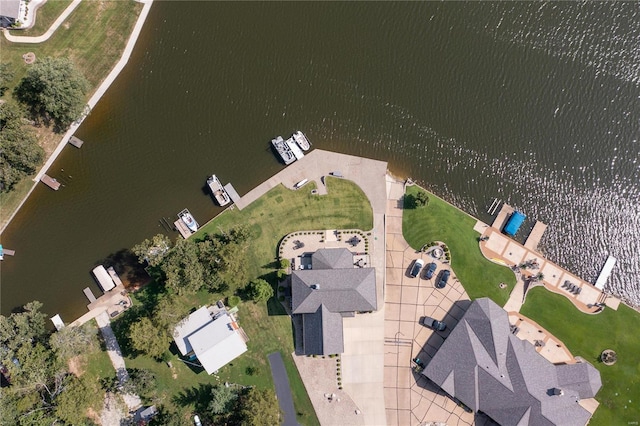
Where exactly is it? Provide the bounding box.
[503,210,526,237]
[92,265,116,292]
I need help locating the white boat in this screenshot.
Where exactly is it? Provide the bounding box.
[271,136,296,165]
[285,137,305,160]
[207,175,231,206]
[293,131,310,151]
[179,209,199,233]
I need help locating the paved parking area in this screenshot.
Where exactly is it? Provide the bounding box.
[384,180,479,426]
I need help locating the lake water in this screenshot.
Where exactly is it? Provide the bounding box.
[2,2,639,320]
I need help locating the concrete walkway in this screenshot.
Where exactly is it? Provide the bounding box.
[2,0,82,43]
[95,311,141,412]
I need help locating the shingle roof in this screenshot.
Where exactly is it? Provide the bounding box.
[290,248,377,355]
[422,298,601,426]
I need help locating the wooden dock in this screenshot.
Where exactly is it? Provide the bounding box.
[69,136,84,148]
[491,203,514,231]
[1,248,15,256]
[107,266,123,286]
[40,174,61,190]
[83,287,97,303]
[174,218,192,239]
[524,221,547,251]
[224,183,240,204]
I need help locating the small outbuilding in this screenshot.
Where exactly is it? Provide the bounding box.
[503,210,526,237]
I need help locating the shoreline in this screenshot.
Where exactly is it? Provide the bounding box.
[0,0,154,235]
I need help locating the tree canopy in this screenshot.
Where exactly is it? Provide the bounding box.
[0,102,44,192]
[238,388,281,426]
[246,278,274,303]
[16,56,89,130]
[128,316,170,360]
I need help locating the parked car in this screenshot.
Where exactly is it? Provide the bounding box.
[436,269,450,289]
[410,259,424,278]
[424,262,437,279]
[420,315,446,331]
[194,415,202,426]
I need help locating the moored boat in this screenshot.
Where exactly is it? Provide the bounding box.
[179,209,199,233]
[286,137,305,160]
[293,131,310,151]
[271,136,296,164]
[207,175,231,206]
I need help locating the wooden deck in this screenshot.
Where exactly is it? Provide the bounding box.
[1,248,15,256]
[83,287,97,303]
[174,218,192,239]
[491,202,513,231]
[224,183,241,204]
[69,136,84,148]
[524,221,547,251]
[40,174,61,190]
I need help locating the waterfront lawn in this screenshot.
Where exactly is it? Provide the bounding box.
[402,185,515,305]
[521,288,640,426]
[9,0,74,37]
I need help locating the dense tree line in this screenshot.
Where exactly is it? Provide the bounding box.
[0,103,44,192]
[0,301,101,425]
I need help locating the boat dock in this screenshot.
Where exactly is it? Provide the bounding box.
[492,203,514,231]
[83,287,97,303]
[69,136,84,148]
[107,266,123,286]
[50,314,65,331]
[286,137,305,160]
[595,256,616,290]
[224,183,240,203]
[40,174,61,190]
[524,221,547,251]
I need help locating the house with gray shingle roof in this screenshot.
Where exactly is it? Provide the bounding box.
[0,0,21,27]
[422,298,601,426]
[291,248,377,355]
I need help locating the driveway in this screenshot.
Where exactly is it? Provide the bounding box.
[383,179,476,426]
[268,352,300,426]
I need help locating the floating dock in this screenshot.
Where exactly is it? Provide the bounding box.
[595,256,616,290]
[107,266,123,286]
[224,183,240,203]
[40,174,61,190]
[286,137,305,160]
[83,287,97,303]
[174,214,194,239]
[524,221,547,251]
[69,136,84,148]
[50,314,65,331]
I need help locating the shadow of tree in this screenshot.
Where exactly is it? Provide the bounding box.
[173,382,213,413]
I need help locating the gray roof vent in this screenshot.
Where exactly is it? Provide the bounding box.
[311,284,320,290]
[551,388,564,396]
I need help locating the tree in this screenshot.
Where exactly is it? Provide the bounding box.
[128,317,169,359]
[122,368,157,399]
[49,323,99,362]
[0,102,44,192]
[208,384,238,416]
[15,56,89,129]
[246,278,273,303]
[414,190,429,207]
[238,388,281,426]
[54,375,99,425]
[161,238,205,295]
[132,233,172,267]
[0,62,14,95]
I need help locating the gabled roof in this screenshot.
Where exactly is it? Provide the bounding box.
[173,306,247,374]
[0,0,20,20]
[302,305,345,355]
[422,298,601,426]
[311,248,354,270]
[291,268,376,314]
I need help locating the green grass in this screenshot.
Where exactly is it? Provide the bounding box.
[402,185,515,305]
[111,178,372,425]
[9,0,74,37]
[521,288,640,425]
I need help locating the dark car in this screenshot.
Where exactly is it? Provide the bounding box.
[424,262,437,279]
[420,315,446,331]
[436,269,450,289]
[410,259,424,278]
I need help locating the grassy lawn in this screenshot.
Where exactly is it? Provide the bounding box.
[0,0,143,231]
[521,288,640,425]
[9,0,74,36]
[112,177,373,425]
[402,185,515,305]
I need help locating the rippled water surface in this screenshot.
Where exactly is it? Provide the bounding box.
[2,2,639,319]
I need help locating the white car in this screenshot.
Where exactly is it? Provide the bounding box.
[194,415,202,426]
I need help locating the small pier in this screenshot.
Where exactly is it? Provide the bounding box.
[174,218,191,239]
[40,174,61,190]
[595,256,616,290]
[224,183,241,204]
[50,314,65,331]
[107,266,123,286]
[492,203,514,231]
[69,136,84,148]
[524,221,547,251]
[83,287,97,303]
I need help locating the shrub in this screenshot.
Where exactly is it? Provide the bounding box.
[279,258,290,269]
[227,295,241,307]
[278,295,285,302]
[276,269,287,280]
